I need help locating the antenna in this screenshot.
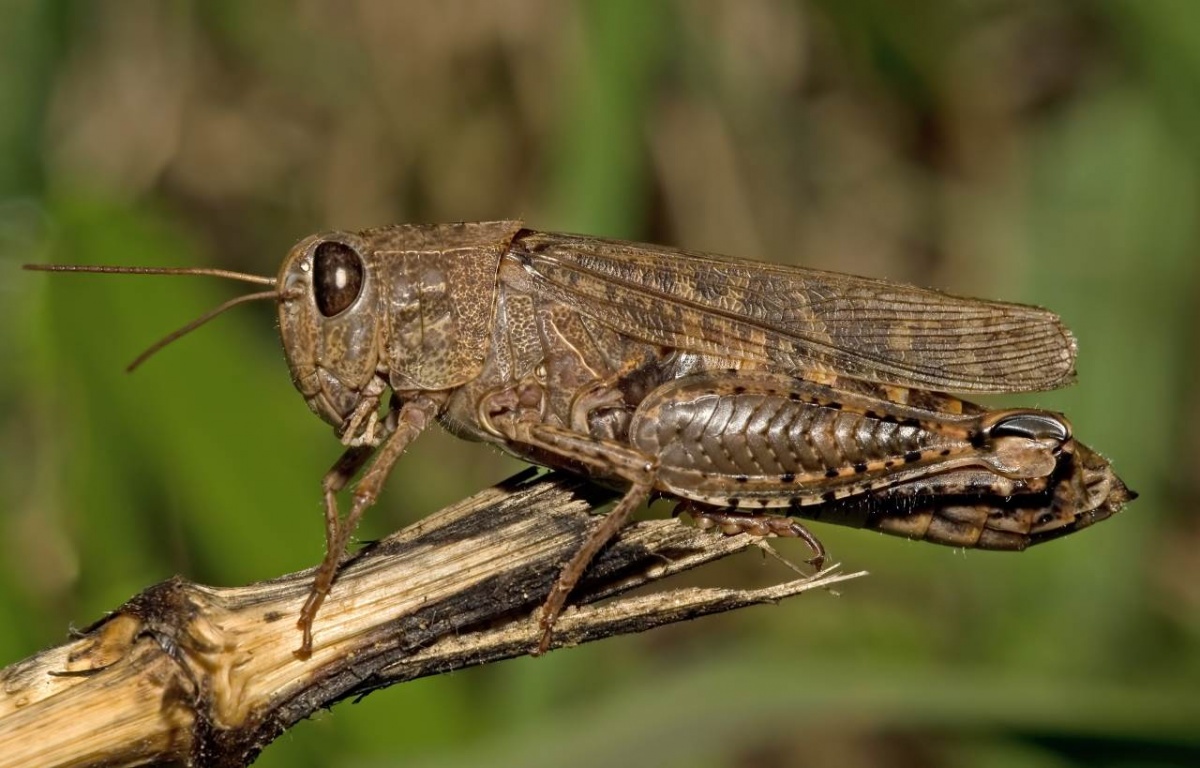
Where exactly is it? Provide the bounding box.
[23,263,276,287]
[23,262,281,370]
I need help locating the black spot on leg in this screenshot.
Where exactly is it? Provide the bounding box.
[733,386,746,395]
[853,462,868,474]
[939,448,952,456]
[735,475,749,483]
[780,472,796,484]
[904,451,922,464]
[821,490,839,503]
[728,498,741,509]
[824,468,839,478]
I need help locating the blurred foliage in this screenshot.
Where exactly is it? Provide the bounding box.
[2,1,1198,766]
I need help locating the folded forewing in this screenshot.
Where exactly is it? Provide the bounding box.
[510,232,1076,393]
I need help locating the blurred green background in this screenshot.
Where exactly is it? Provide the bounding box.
[2,1,1198,766]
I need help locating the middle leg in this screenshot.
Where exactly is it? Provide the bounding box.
[500,418,658,654]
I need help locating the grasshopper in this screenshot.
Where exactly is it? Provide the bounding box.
[26,221,1133,656]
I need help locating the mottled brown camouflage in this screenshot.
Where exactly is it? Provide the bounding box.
[26,220,1131,658]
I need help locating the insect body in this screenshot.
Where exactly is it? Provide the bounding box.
[27,221,1133,657]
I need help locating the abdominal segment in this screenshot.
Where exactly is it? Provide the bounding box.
[635,373,1131,551]
[628,372,1046,509]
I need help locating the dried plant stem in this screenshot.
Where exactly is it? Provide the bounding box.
[0,471,862,768]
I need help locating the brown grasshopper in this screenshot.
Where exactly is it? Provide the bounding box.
[26,221,1133,657]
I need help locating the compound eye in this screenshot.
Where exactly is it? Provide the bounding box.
[989,411,1071,442]
[312,241,364,317]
